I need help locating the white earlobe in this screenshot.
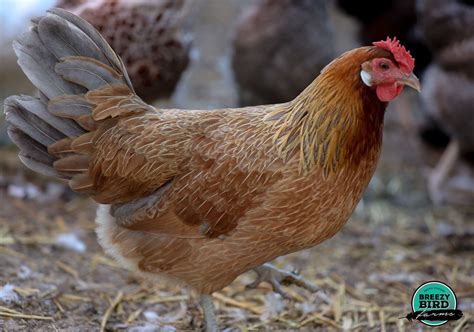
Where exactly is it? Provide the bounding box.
[360,70,373,87]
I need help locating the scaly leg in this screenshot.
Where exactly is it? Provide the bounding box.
[200,294,218,332]
[428,140,460,205]
[248,263,318,299]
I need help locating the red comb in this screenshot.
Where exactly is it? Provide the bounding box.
[373,37,415,73]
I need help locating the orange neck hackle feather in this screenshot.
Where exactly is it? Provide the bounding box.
[265,47,388,176]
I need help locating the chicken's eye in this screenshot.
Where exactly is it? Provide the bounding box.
[379,61,390,70]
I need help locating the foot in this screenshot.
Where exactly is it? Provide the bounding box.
[248,263,317,299]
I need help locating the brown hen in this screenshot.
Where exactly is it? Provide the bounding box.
[4,9,420,331]
[57,0,192,102]
[232,0,335,106]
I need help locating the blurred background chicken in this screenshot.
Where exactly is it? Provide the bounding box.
[416,0,474,205]
[232,0,335,106]
[336,0,432,76]
[57,0,193,102]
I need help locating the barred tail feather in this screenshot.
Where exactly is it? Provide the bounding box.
[4,8,138,187]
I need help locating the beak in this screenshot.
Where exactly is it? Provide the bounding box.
[398,72,421,92]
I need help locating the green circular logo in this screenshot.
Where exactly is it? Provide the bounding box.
[411,281,457,326]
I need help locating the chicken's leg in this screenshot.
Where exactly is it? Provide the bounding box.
[200,294,218,332]
[428,140,460,205]
[248,263,317,299]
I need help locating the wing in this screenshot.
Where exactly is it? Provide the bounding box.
[92,105,287,239]
[74,99,286,239]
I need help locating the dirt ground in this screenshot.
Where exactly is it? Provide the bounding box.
[0,1,473,331]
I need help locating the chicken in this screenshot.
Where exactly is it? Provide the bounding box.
[417,0,474,53]
[57,0,192,102]
[232,0,335,106]
[4,9,420,331]
[417,0,474,205]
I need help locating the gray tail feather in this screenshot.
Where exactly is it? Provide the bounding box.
[3,8,133,178]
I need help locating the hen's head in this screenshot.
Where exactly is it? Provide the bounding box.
[360,37,420,102]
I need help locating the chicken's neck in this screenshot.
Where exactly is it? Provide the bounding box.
[265,63,386,175]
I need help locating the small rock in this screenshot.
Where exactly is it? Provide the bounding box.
[55,233,87,253]
[0,284,20,303]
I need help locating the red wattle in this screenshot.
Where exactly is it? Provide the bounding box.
[376,83,403,102]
